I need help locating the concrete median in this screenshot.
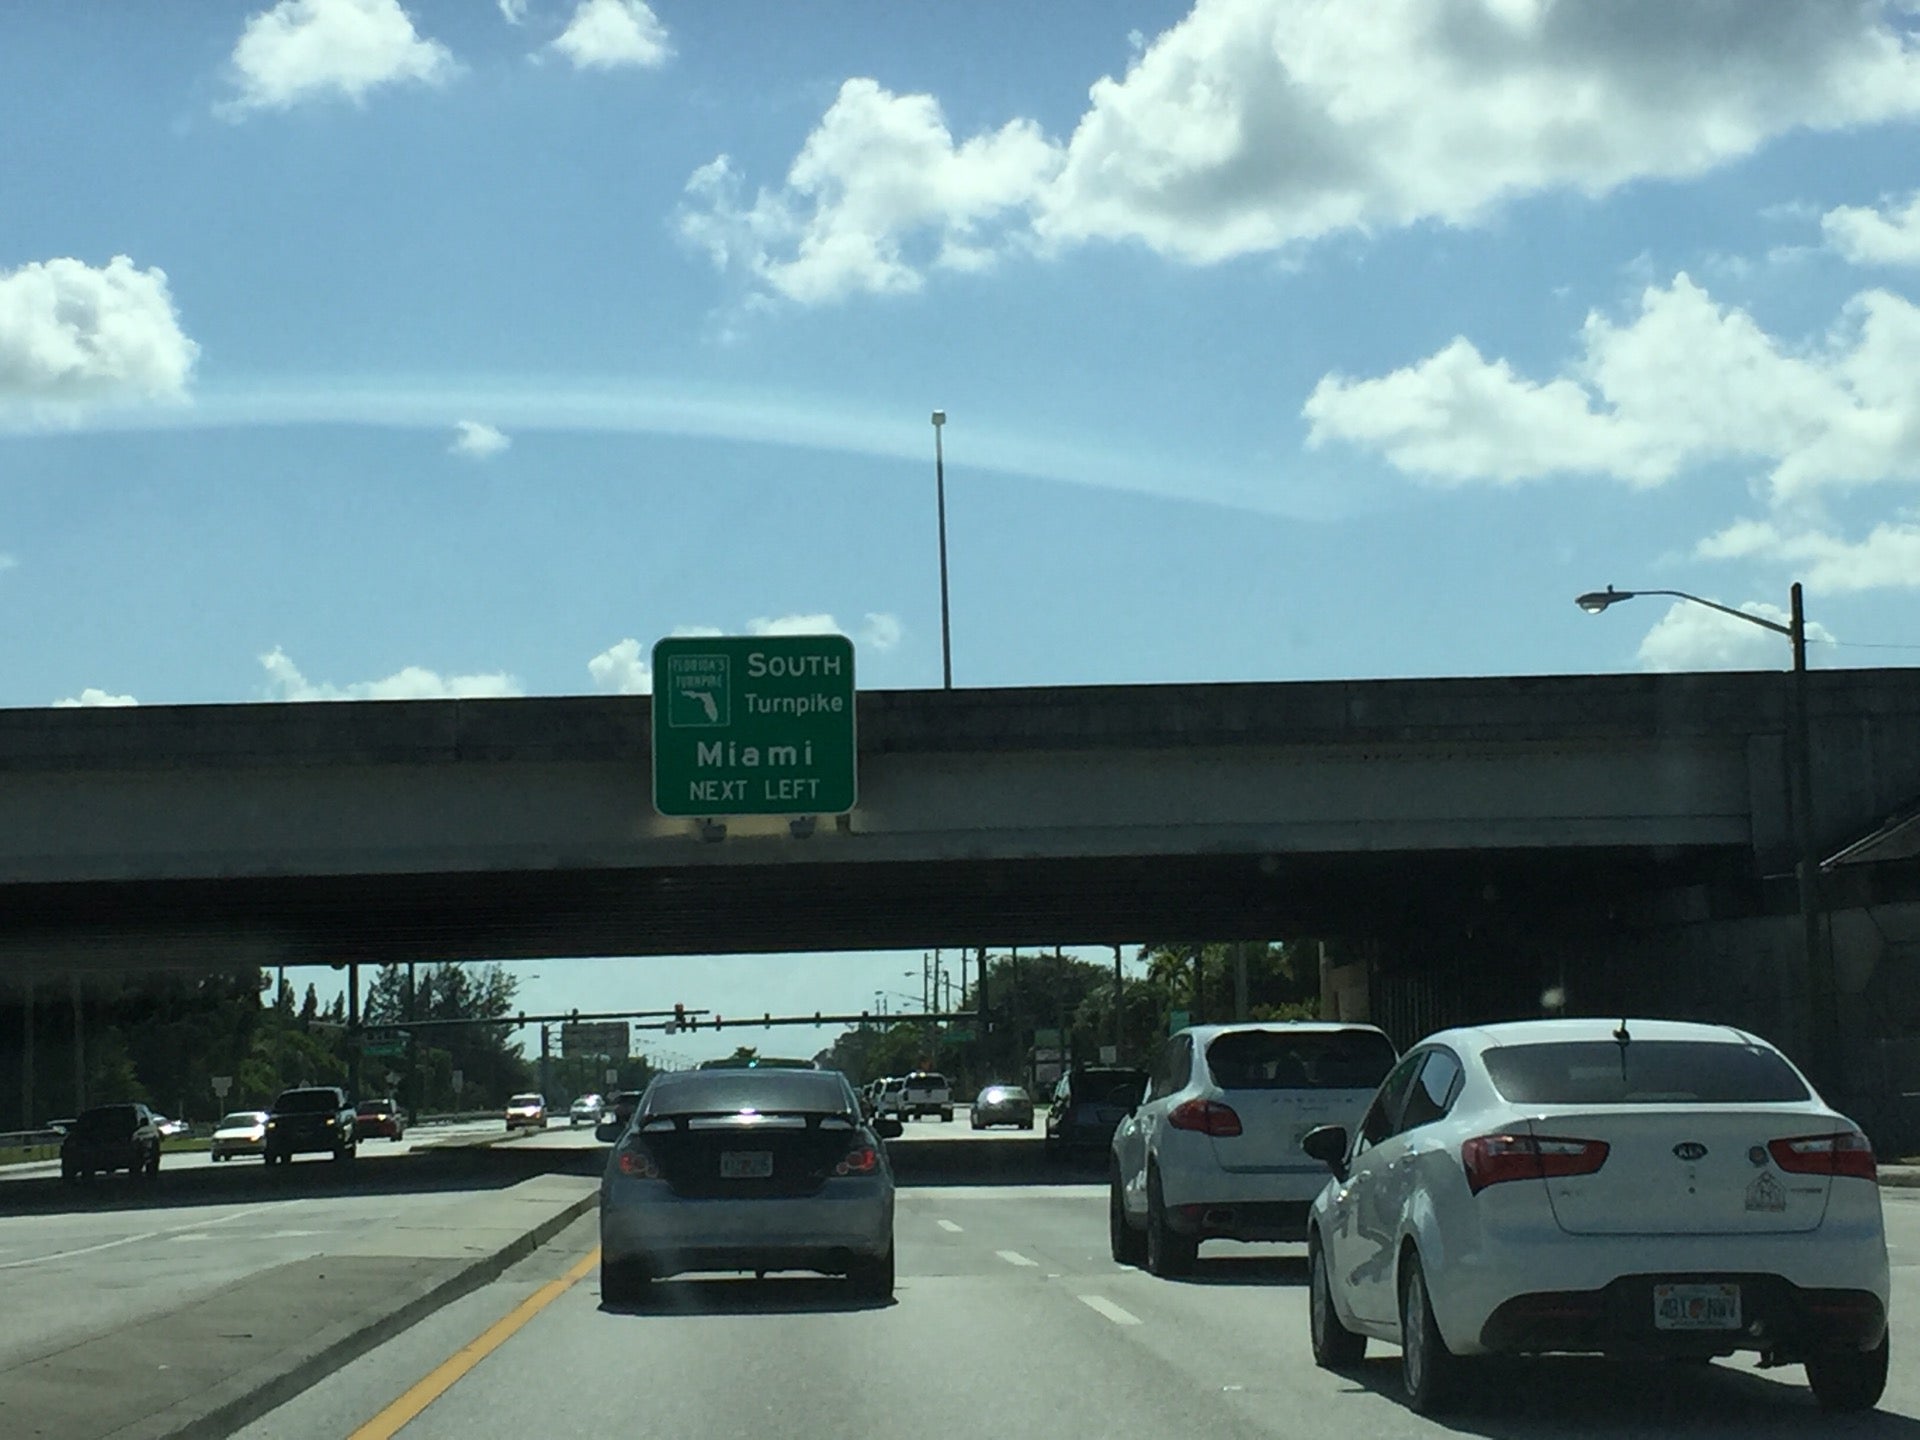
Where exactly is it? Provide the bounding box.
[0,1173,597,1440]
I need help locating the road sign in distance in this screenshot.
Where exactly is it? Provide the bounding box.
[562,1021,630,1060]
[652,634,856,817]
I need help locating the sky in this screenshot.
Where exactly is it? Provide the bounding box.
[6,1,1920,1063]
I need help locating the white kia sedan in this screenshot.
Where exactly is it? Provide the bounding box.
[1110,1022,1398,1275]
[1304,1018,1888,1415]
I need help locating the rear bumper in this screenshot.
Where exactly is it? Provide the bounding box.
[266,1127,348,1155]
[1168,1199,1312,1243]
[600,1177,892,1277]
[354,1121,400,1139]
[211,1138,265,1156]
[974,1108,1032,1126]
[1479,1275,1886,1359]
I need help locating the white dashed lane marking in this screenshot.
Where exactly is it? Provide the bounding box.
[936,1220,963,1233]
[996,1250,1038,1267]
[1078,1295,1143,1326]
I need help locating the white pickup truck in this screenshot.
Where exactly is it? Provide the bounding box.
[902,1071,954,1122]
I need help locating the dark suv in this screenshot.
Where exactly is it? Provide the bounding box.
[265,1086,357,1165]
[61,1102,162,1183]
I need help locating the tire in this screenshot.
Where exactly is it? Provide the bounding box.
[145,1150,160,1180]
[1399,1253,1464,1415]
[847,1243,895,1300]
[601,1258,652,1307]
[970,1116,983,1131]
[334,1143,355,1162]
[1309,1234,1366,1369]
[1806,1334,1889,1413]
[941,1109,953,1123]
[1109,1173,1146,1267]
[1144,1172,1196,1278]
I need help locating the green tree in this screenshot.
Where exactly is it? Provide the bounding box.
[728,1045,759,1063]
[299,984,319,1030]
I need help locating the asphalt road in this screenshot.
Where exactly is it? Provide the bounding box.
[239,1186,1920,1440]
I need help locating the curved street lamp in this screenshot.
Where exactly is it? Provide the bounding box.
[1575,580,1837,1092]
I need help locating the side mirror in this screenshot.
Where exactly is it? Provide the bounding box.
[1301,1124,1349,1178]
[874,1118,904,1140]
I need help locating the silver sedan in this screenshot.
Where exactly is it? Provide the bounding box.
[599,1068,901,1305]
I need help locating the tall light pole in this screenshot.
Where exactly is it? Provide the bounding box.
[932,410,953,690]
[1575,582,1837,1091]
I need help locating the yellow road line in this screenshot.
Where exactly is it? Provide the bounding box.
[351,1246,602,1440]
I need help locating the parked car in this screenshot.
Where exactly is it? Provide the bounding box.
[1303,1018,1889,1414]
[598,1066,903,1305]
[210,1110,270,1161]
[902,1071,953,1122]
[971,1084,1035,1129]
[264,1086,358,1165]
[595,1090,644,1142]
[506,1093,549,1130]
[1049,1066,1150,1155]
[61,1102,162,1182]
[1111,1023,1396,1275]
[570,1093,604,1126]
[354,1097,406,1141]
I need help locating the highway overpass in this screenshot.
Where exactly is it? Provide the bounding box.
[2,669,1917,970]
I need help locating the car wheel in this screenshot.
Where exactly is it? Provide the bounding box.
[1309,1234,1366,1369]
[847,1243,895,1300]
[1144,1172,1196,1278]
[334,1144,355,1162]
[1399,1252,1465,1414]
[601,1258,652,1307]
[146,1151,160,1179]
[1109,1172,1147,1267]
[941,1109,952,1123]
[970,1115,982,1130]
[1806,1335,1889,1412]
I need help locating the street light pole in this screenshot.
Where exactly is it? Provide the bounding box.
[1575,582,1837,1091]
[932,410,953,690]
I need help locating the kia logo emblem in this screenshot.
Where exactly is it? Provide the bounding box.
[1673,1142,1708,1162]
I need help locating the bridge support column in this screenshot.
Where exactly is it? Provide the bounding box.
[69,972,83,1115]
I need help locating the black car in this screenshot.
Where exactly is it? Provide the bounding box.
[264,1085,357,1164]
[61,1102,162,1183]
[594,1089,645,1142]
[1045,1067,1149,1155]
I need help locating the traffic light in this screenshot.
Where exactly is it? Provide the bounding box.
[670,1003,685,1035]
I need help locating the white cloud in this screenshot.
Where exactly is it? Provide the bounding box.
[1303,274,1920,502]
[0,554,16,574]
[54,688,138,708]
[1823,190,1920,267]
[678,79,1061,304]
[498,0,530,21]
[1635,599,1835,673]
[226,0,456,113]
[588,637,652,694]
[550,0,670,70]
[683,0,1920,298]
[449,419,510,458]
[260,647,520,701]
[1697,516,1920,592]
[589,612,904,694]
[0,256,198,405]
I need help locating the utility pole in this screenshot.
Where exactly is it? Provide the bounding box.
[21,976,34,1130]
[347,960,361,1100]
[1113,944,1124,1063]
[540,1023,552,1100]
[70,972,84,1115]
[1234,941,1250,1022]
[1193,946,1206,1027]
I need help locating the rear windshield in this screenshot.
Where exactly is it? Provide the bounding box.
[73,1105,138,1136]
[982,1086,1030,1101]
[1205,1030,1397,1090]
[1073,1070,1149,1106]
[273,1089,341,1113]
[1483,1041,1811,1105]
[907,1073,947,1086]
[645,1069,853,1117]
[356,1101,390,1114]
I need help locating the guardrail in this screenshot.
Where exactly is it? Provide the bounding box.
[0,1129,63,1150]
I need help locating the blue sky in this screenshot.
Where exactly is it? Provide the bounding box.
[6,1,1920,1061]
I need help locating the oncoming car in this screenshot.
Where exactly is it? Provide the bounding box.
[598,1068,903,1305]
[1303,1019,1889,1414]
[505,1094,548,1130]
[210,1110,270,1161]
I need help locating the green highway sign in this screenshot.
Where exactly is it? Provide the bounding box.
[363,1028,409,1058]
[652,633,857,818]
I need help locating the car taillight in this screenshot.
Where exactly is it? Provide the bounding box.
[833,1144,880,1177]
[1461,1133,1610,1195]
[1769,1132,1876,1180]
[1167,1099,1243,1137]
[617,1145,661,1179]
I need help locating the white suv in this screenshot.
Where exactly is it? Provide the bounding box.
[1110,1022,1397,1276]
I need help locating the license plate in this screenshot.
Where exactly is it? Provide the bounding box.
[719,1150,773,1179]
[1653,1283,1741,1331]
